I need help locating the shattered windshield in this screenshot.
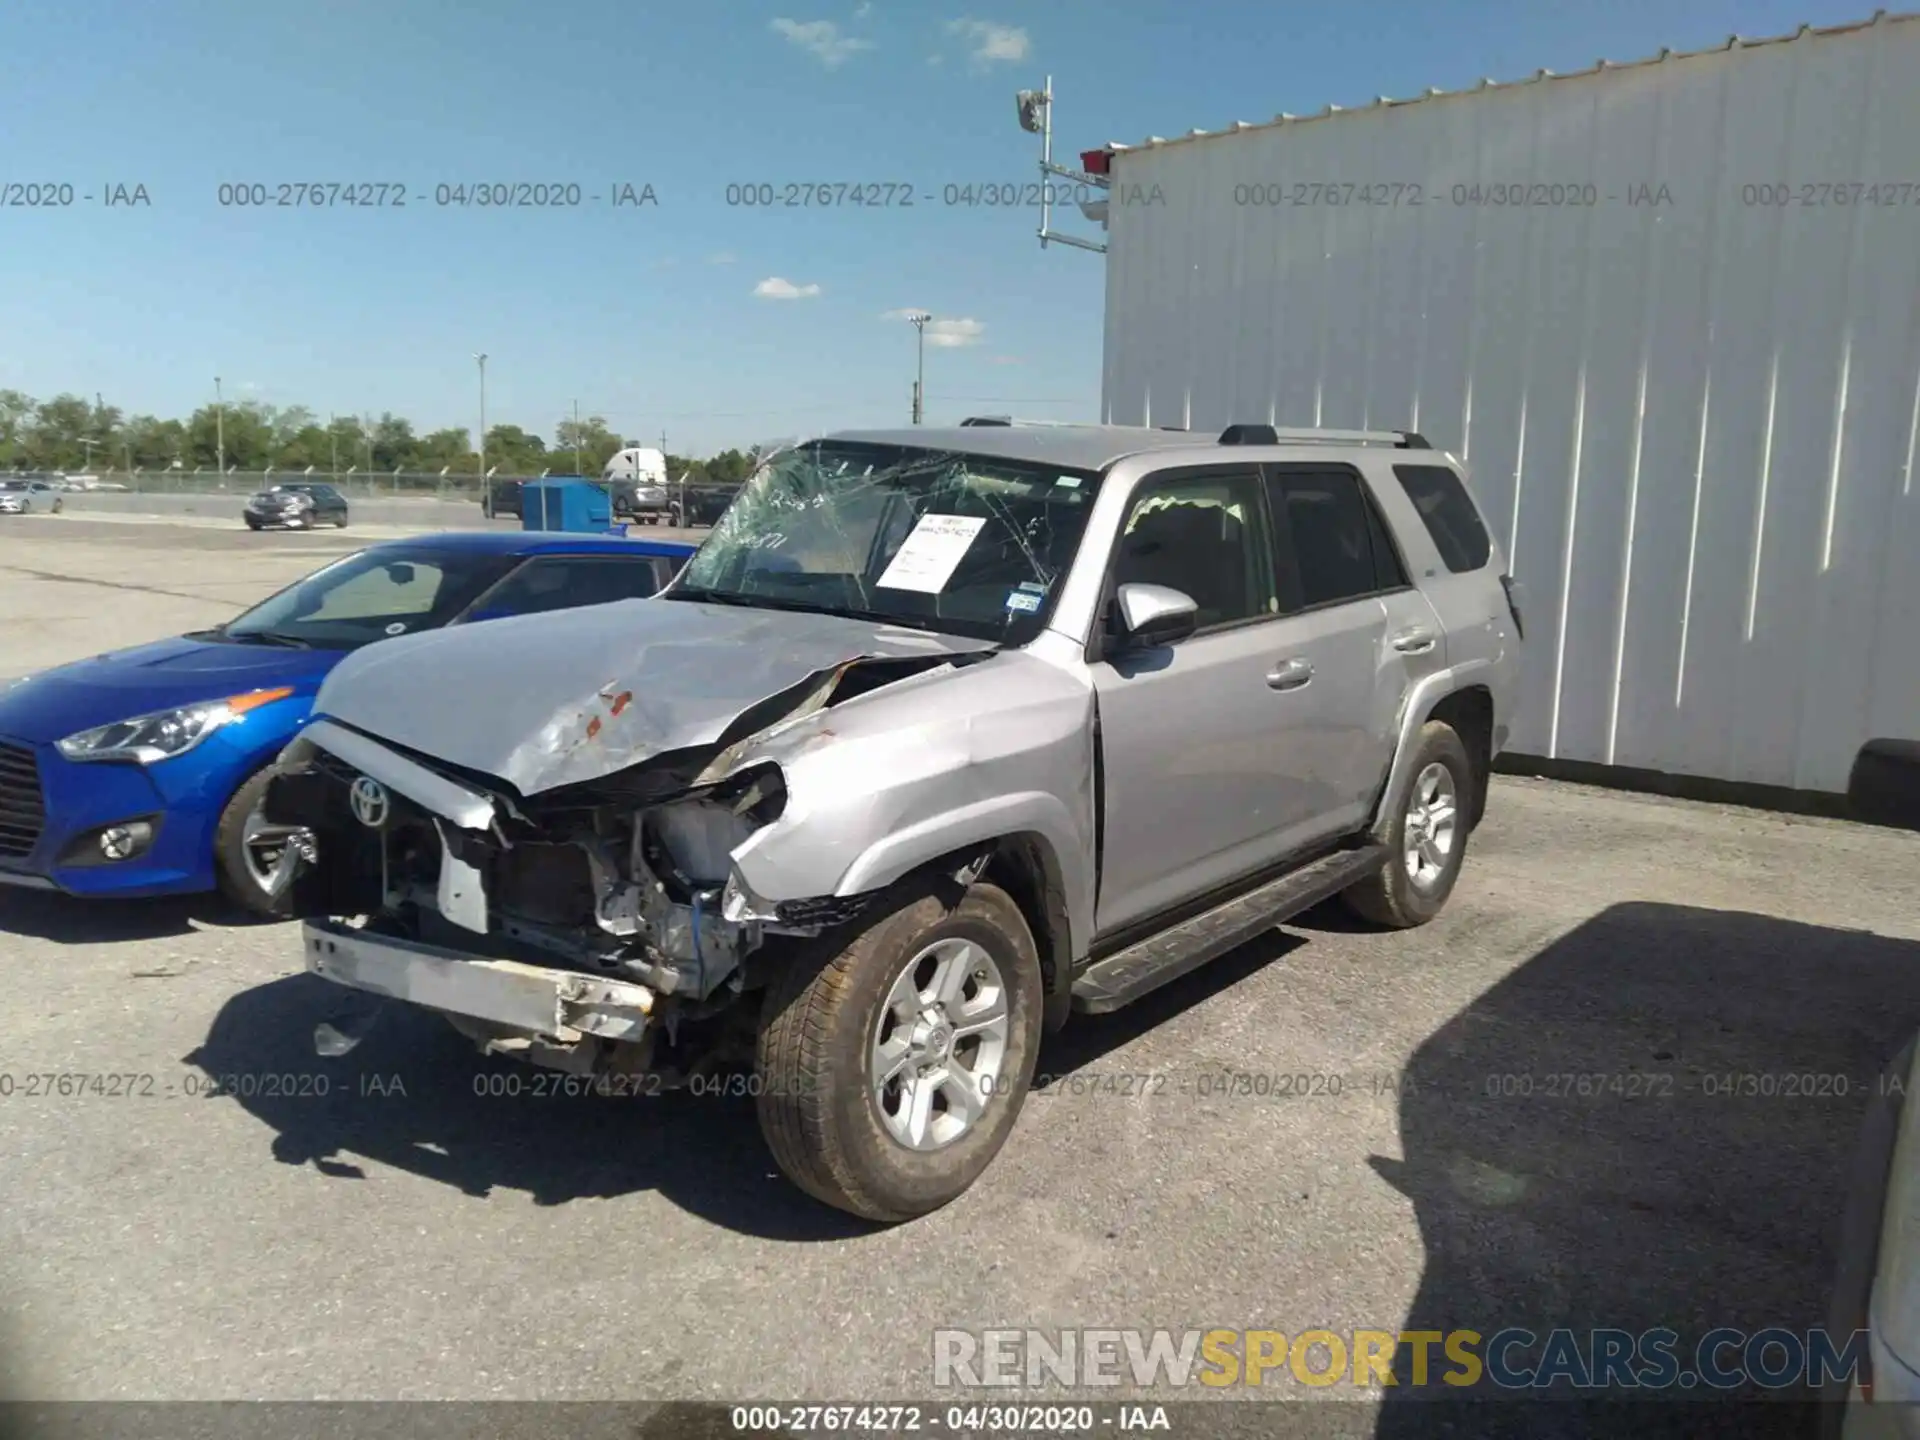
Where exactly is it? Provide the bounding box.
[667,440,1102,642]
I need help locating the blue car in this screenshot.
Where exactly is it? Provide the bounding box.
[0,530,695,913]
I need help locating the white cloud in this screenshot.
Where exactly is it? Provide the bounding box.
[755,276,823,300]
[707,251,738,265]
[925,317,986,347]
[771,18,874,67]
[880,310,984,346]
[946,18,1029,65]
[853,1,872,14]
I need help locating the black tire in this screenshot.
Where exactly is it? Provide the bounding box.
[333,513,348,528]
[212,767,293,918]
[1341,719,1474,929]
[668,502,684,528]
[756,879,1043,1222]
[244,517,262,531]
[50,498,62,514]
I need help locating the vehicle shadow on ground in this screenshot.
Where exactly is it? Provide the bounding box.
[0,888,275,943]
[1368,902,1920,1440]
[184,972,873,1242]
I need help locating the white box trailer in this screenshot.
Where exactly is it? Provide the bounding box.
[1092,11,1920,796]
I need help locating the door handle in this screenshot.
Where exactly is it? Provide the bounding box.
[1266,658,1313,691]
[1390,627,1437,655]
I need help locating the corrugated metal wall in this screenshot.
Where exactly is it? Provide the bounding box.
[1101,16,1920,793]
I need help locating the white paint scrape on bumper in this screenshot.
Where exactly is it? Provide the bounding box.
[302,920,655,1044]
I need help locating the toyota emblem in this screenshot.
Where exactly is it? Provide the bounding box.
[348,776,391,829]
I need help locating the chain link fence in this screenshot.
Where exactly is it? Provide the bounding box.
[71,469,504,501]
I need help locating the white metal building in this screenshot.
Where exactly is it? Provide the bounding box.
[1094,12,1920,795]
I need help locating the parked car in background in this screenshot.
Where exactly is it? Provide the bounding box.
[0,531,696,914]
[246,483,350,530]
[266,420,1522,1219]
[483,476,525,518]
[0,480,64,515]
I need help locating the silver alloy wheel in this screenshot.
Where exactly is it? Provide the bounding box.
[1402,760,1459,889]
[869,936,1011,1151]
[239,804,309,895]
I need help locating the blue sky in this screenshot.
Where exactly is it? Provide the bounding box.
[0,0,1880,456]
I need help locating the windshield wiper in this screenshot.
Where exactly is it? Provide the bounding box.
[669,586,984,639]
[223,630,313,648]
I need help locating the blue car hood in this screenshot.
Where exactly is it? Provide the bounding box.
[0,634,343,744]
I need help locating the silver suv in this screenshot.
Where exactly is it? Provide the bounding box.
[265,422,1523,1220]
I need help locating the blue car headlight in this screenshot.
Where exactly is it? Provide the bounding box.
[56,686,293,764]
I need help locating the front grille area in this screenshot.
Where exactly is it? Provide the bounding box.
[0,739,46,859]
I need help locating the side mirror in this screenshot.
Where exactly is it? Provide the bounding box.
[1112,582,1198,649]
[384,562,416,585]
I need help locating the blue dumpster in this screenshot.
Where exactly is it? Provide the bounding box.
[521,477,611,532]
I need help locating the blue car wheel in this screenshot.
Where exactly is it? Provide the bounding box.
[211,767,299,916]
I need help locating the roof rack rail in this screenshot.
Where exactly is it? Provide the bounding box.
[957,415,1102,429]
[1217,424,1432,449]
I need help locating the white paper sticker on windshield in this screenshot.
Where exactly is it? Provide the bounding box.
[875,513,987,593]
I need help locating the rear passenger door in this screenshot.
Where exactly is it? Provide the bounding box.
[1374,458,1510,677]
[1262,464,1442,843]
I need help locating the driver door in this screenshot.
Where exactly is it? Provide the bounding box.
[1090,466,1300,935]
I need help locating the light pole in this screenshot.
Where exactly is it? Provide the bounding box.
[573,399,581,475]
[329,413,338,482]
[906,312,931,423]
[214,376,225,480]
[475,353,489,516]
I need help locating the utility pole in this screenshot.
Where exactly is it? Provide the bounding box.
[475,353,489,516]
[907,313,930,424]
[329,413,338,483]
[573,398,581,475]
[214,376,225,481]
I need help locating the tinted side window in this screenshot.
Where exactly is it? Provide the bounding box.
[1268,469,1390,609]
[1112,469,1276,631]
[1394,463,1491,572]
[483,557,666,617]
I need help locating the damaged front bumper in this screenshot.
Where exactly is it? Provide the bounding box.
[303,919,655,1047]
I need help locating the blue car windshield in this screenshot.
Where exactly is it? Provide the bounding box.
[666,440,1102,643]
[218,547,521,650]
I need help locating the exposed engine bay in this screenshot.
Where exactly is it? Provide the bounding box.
[260,643,996,1080]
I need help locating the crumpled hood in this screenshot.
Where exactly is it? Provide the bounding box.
[309,596,994,795]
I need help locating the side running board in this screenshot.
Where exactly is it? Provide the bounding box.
[1070,844,1387,1015]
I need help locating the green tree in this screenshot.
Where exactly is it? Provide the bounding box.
[415,427,473,472]
[706,448,752,485]
[552,414,622,476]
[0,391,33,468]
[369,413,418,471]
[483,423,546,475]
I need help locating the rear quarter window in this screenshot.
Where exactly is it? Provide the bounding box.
[1393,464,1492,573]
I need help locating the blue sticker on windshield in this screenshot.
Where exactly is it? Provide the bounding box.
[1005,590,1042,613]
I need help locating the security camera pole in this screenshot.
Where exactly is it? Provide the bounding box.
[1016,76,1107,254]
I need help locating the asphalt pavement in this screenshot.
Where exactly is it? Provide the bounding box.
[2,513,1919,1413]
